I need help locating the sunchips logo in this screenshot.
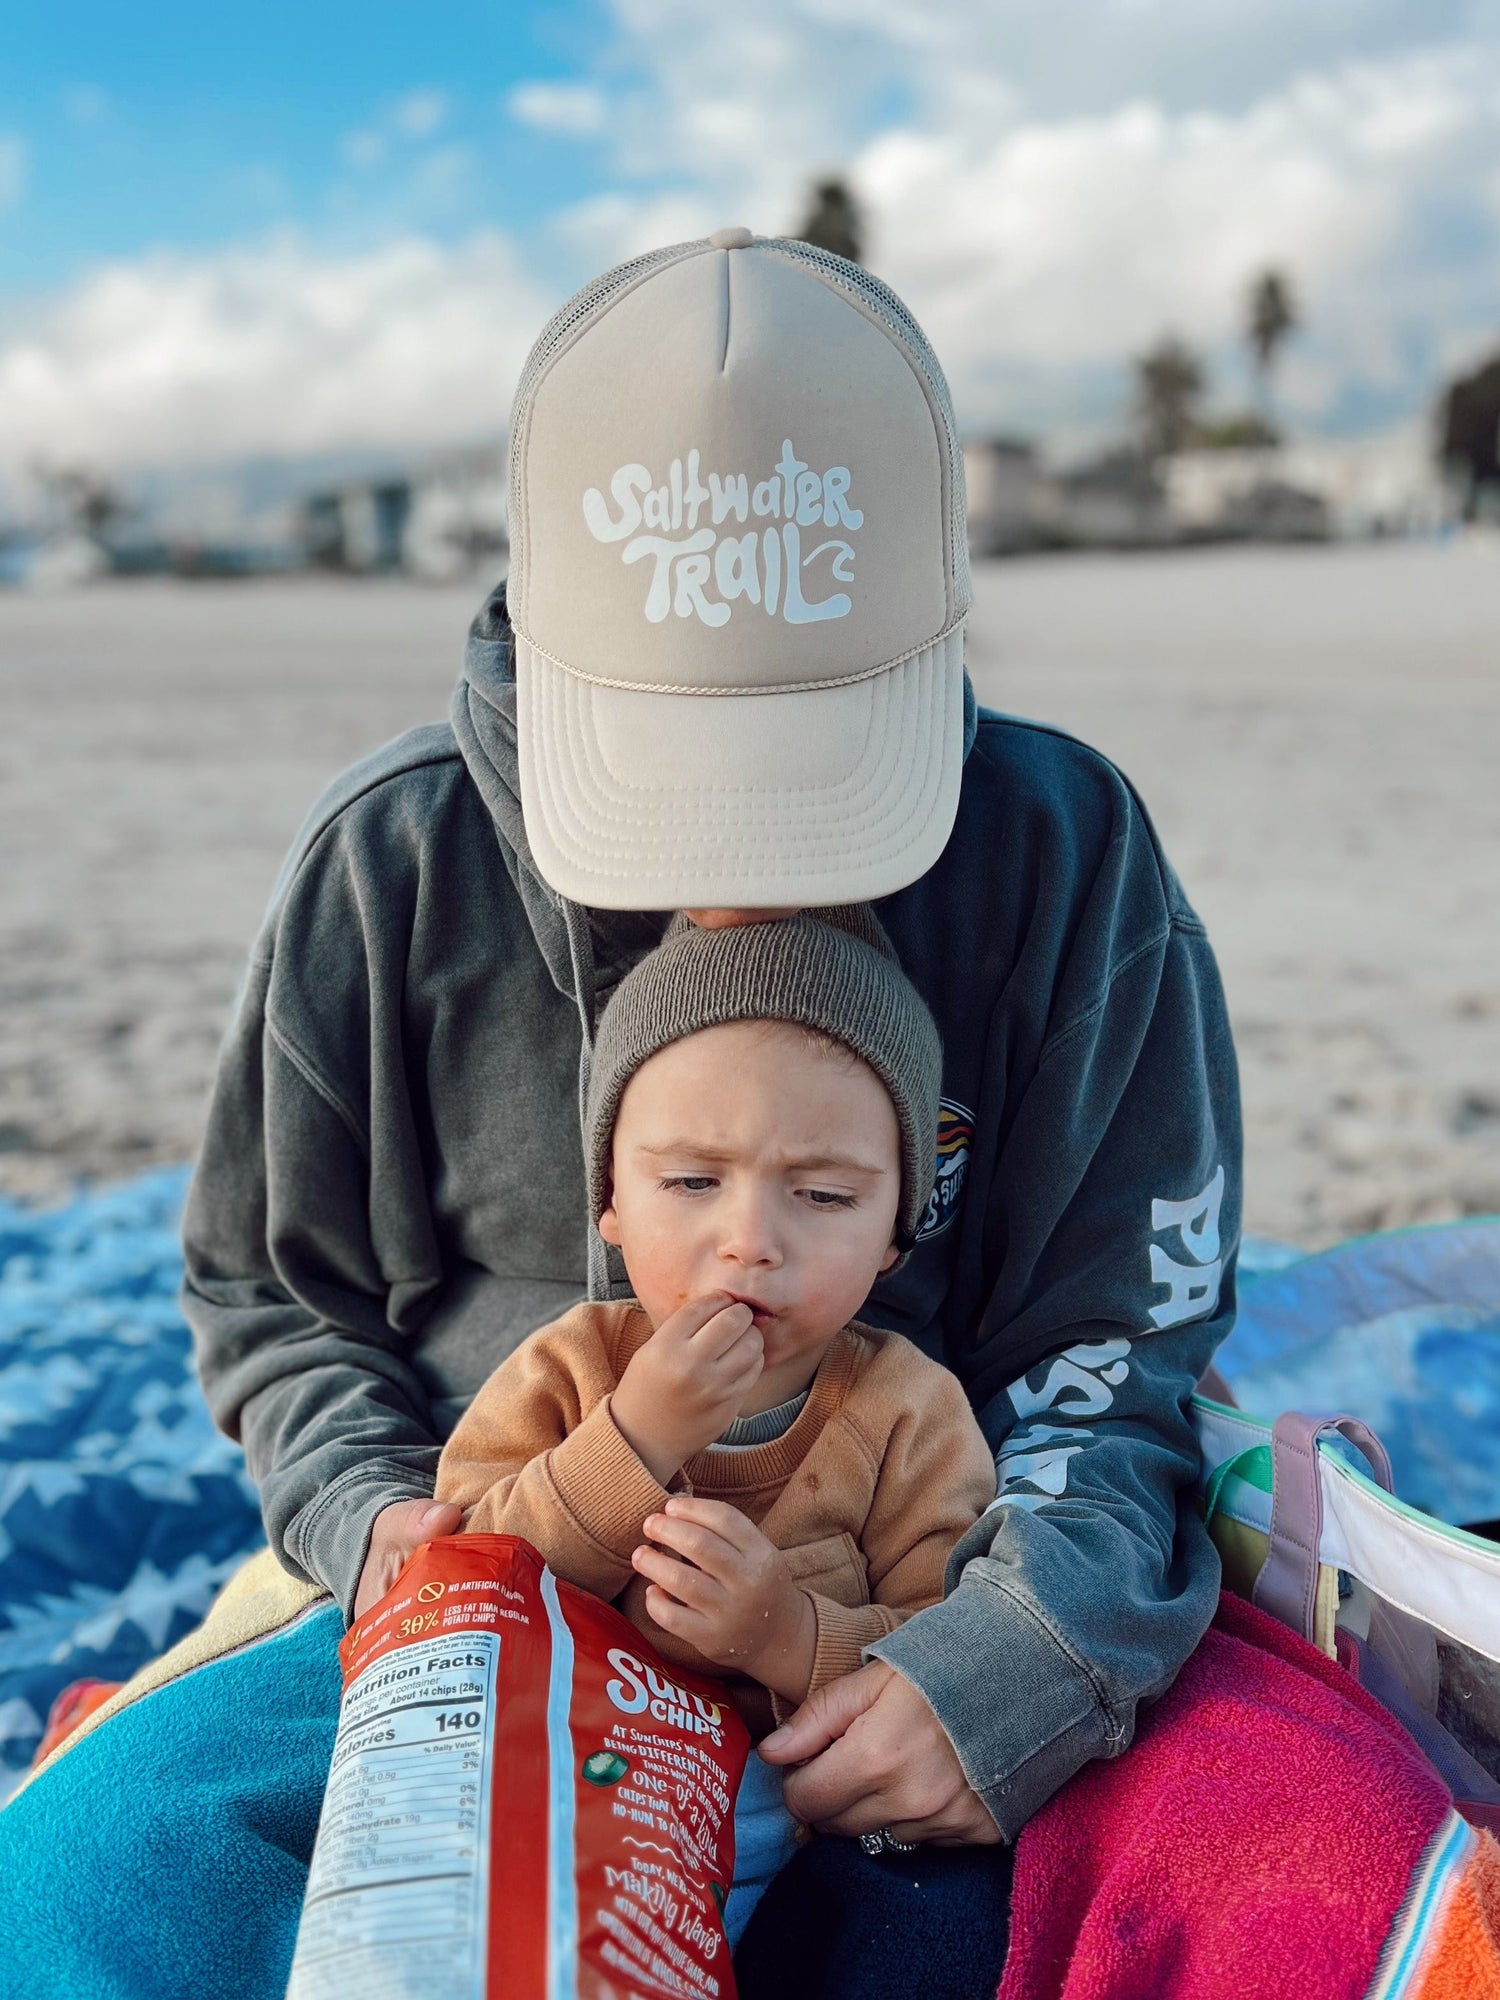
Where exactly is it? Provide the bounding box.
[915,1098,974,1244]
[581,437,863,630]
[605,1648,726,1747]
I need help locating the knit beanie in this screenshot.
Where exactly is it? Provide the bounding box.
[584,908,942,1255]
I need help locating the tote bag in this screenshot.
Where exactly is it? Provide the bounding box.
[1196,1395,1500,1825]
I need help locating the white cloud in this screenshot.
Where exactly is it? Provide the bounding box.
[0,134,26,208]
[343,128,386,169]
[417,142,476,192]
[8,0,1500,486]
[857,96,1383,384]
[392,89,449,139]
[550,188,724,268]
[866,0,1495,123]
[226,161,294,209]
[508,81,610,139]
[0,230,551,477]
[587,4,903,217]
[64,85,109,128]
[342,89,449,170]
[869,47,1500,431]
[548,7,1500,437]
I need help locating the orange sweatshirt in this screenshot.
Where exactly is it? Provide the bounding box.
[436,1302,996,1731]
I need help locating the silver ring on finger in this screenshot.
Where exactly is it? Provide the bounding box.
[859,1826,921,1857]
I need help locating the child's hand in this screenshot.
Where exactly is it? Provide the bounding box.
[611,1295,764,1485]
[633,1496,816,1703]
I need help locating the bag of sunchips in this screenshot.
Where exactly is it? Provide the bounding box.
[286,1534,751,2000]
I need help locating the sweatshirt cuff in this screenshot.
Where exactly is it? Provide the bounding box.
[809,1595,900,1692]
[766,1596,902,1727]
[286,1460,439,1624]
[546,1397,675,1566]
[867,1578,1113,1843]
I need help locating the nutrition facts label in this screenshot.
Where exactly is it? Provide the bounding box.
[286,1631,499,2000]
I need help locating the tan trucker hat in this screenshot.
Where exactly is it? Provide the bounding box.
[508,227,971,911]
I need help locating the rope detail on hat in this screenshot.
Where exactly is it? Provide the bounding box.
[508,610,966,699]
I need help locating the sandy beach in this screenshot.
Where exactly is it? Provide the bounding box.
[2,540,1497,1246]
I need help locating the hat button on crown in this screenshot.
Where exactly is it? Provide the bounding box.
[707,225,754,250]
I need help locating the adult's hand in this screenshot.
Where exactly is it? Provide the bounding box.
[757,1659,1001,1848]
[352,1498,463,1620]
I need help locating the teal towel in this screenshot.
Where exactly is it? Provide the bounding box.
[0,1602,341,2000]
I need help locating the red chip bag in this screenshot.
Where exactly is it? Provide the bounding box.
[287,1534,751,2000]
[32,1677,124,1766]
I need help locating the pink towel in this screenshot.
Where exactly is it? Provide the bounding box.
[998,1592,1453,2000]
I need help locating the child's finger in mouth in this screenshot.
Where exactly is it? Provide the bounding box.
[693,1299,757,1348]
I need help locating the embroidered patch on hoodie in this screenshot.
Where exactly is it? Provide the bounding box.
[916,1098,974,1243]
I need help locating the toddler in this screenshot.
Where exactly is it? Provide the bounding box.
[436,908,996,1937]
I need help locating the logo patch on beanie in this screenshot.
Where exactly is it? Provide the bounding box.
[916,1098,973,1243]
[581,437,862,629]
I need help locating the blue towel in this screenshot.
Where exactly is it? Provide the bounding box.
[0,1599,341,1999]
[725,1750,801,1946]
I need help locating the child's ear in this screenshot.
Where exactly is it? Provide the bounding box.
[598,1200,623,1247]
[877,1239,900,1274]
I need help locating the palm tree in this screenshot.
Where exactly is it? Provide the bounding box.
[28,458,130,540]
[1247,269,1298,412]
[797,177,863,266]
[1134,336,1206,459]
[1440,351,1500,520]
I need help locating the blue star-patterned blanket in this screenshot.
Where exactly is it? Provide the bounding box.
[1230,1220,1500,1529]
[0,1170,263,1800]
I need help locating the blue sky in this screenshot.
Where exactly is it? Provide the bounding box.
[1,0,914,291]
[3,1,1500,502]
[0,2,618,288]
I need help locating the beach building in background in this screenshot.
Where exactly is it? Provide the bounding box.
[1163,434,1453,542]
[961,440,1055,555]
[963,429,1458,555]
[0,421,1477,590]
[302,444,509,581]
[964,438,1178,553]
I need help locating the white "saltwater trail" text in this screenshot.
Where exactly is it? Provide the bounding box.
[581,438,863,629]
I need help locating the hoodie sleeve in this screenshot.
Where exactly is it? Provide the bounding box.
[870,799,1242,1841]
[182,793,452,1622]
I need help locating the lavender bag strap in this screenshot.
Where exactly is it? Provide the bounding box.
[1252,1413,1394,1643]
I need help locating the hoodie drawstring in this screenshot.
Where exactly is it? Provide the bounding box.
[563,897,622,1303]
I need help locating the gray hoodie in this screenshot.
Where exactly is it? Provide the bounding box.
[184,583,1240,1839]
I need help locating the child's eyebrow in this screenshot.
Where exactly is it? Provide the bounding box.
[781,1151,890,1178]
[633,1141,737,1163]
[633,1140,888,1178]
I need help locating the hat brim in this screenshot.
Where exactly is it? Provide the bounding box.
[516,626,965,911]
